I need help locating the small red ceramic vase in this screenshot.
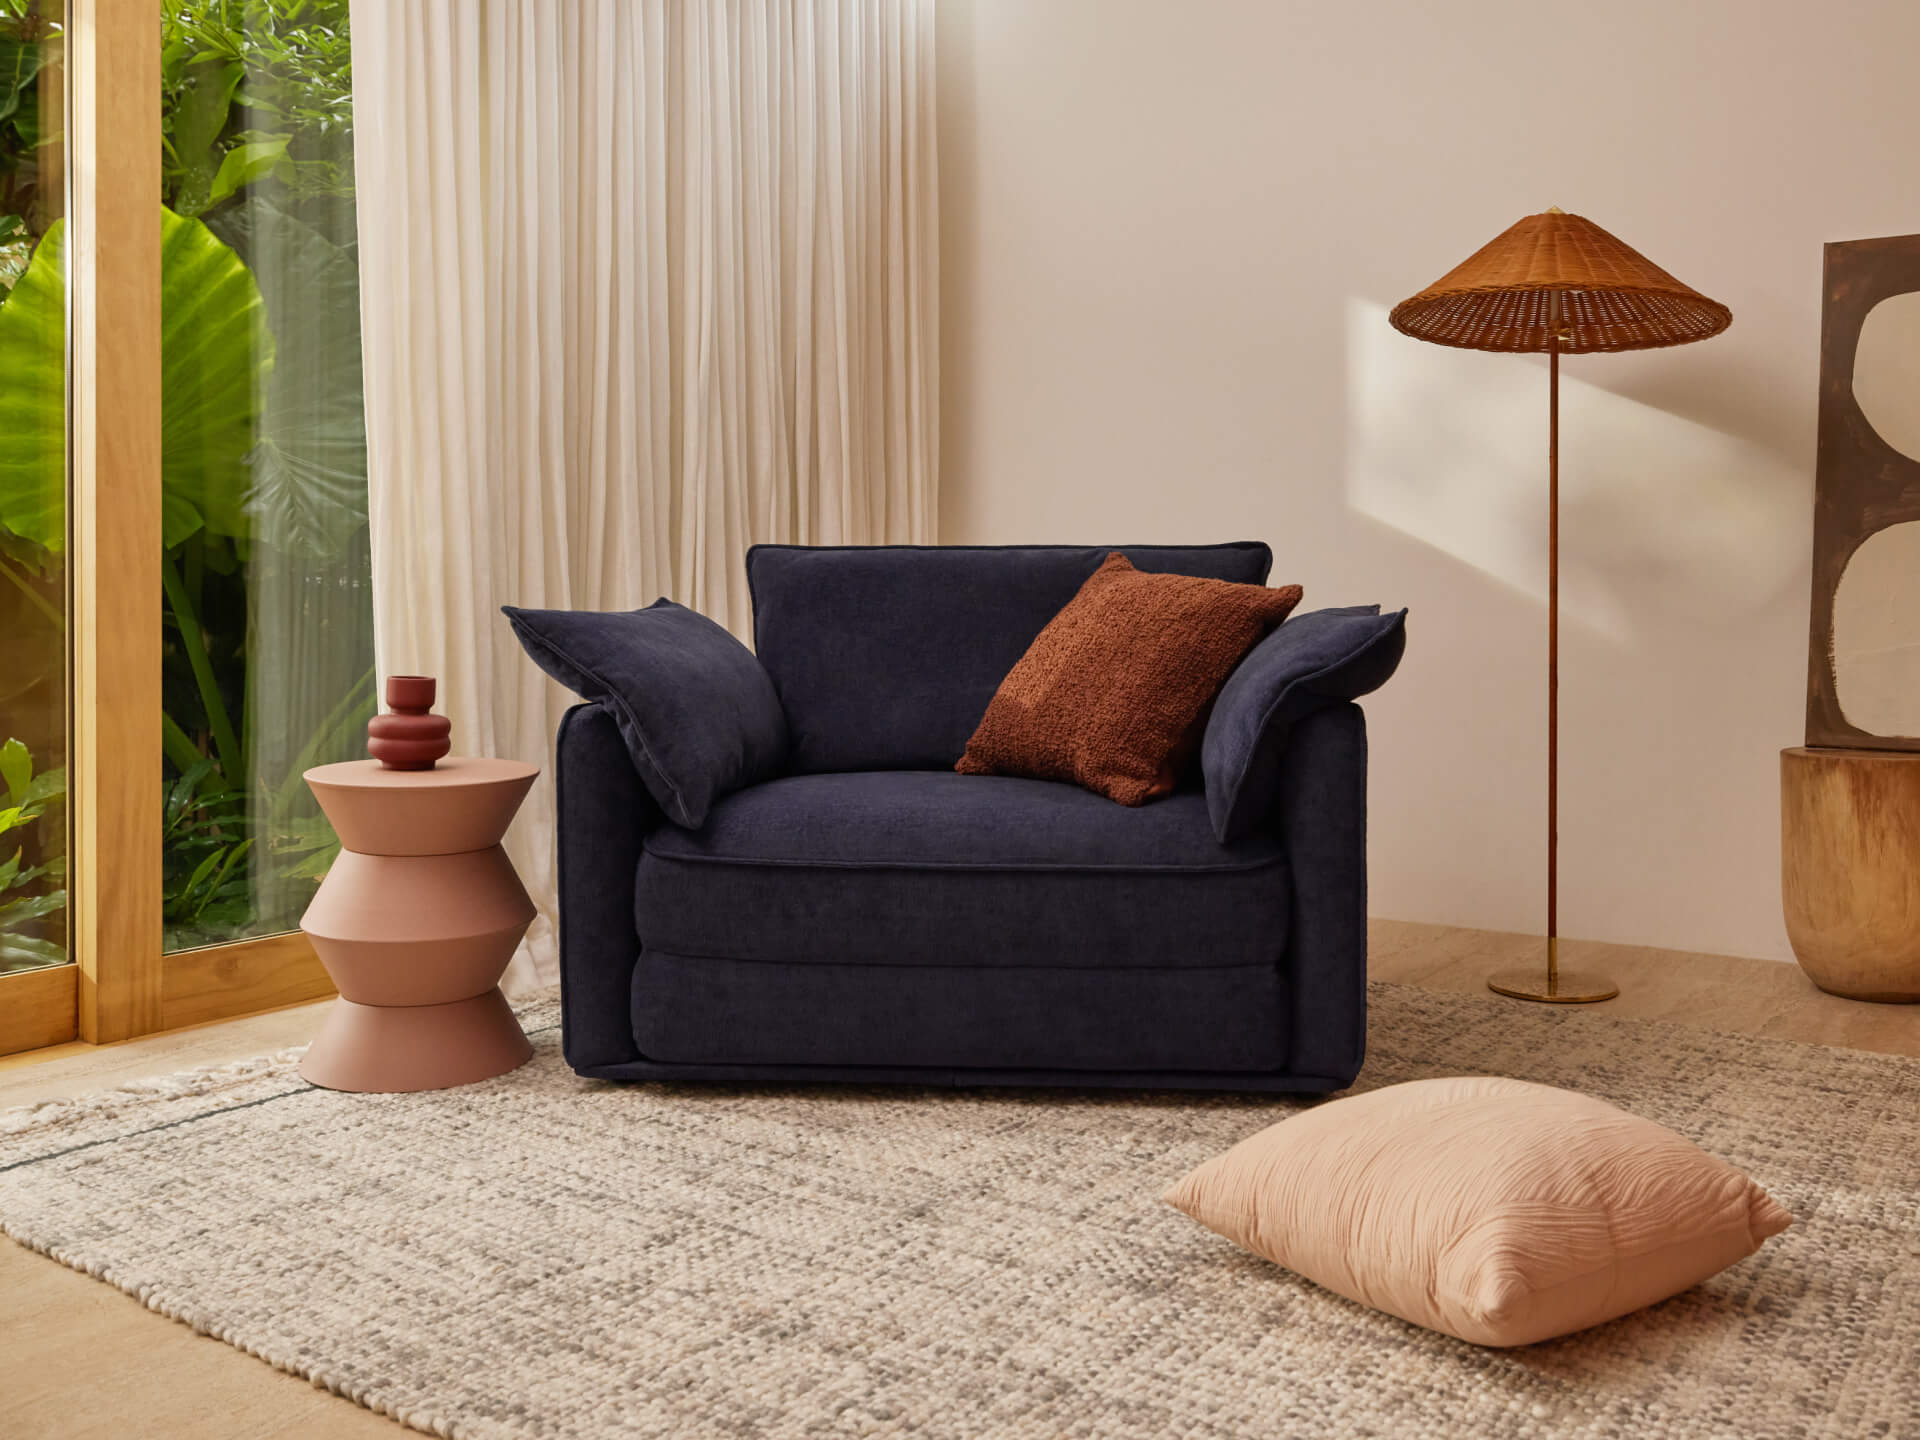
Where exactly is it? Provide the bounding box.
[367,674,452,770]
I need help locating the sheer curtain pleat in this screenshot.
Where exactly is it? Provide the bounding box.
[352,0,937,989]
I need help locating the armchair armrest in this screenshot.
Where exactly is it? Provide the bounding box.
[556,702,663,1070]
[1203,605,1406,843]
[1272,702,1369,1088]
[504,599,789,829]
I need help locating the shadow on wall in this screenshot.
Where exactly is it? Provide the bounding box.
[1343,299,1805,644]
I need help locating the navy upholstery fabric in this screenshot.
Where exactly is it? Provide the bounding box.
[746,543,1274,773]
[547,545,1387,1095]
[505,598,788,828]
[564,1055,1352,1093]
[555,703,657,1070]
[638,772,1288,971]
[632,951,1288,1072]
[1273,702,1369,1086]
[1203,606,1406,841]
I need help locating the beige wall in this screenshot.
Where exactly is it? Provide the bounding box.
[936,0,1920,963]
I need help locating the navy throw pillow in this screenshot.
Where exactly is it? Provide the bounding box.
[1202,605,1408,842]
[503,599,789,829]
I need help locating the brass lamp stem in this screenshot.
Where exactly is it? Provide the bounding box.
[1548,312,1559,989]
[1486,292,1619,1005]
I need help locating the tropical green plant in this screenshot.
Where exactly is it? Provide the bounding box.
[158,1,370,944]
[163,0,354,219]
[0,2,64,890]
[162,757,251,932]
[159,662,372,949]
[159,1,367,564]
[0,0,368,951]
[0,1,59,302]
[0,211,274,555]
[0,736,65,972]
[0,209,282,928]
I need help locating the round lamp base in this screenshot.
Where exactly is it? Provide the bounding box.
[1487,968,1620,1005]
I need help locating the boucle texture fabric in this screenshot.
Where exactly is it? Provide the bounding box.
[1164,1075,1791,1347]
[3,983,1917,1440]
[958,552,1302,804]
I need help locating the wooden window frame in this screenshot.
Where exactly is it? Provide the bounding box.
[1,0,334,1058]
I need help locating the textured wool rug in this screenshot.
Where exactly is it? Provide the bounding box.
[2,984,1916,1440]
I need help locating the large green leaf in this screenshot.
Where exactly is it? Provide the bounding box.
[0,209,272,552]
[208,198,365,558]
[161,208,275,539]
[0,736,27,805]
[167,54,242,217]
[0,888,63,923]
[0,34,45,127]
[0,934,64,971]
[208,135,291,206]
[0,218,62,548]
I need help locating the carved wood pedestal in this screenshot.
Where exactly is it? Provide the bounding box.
[299,758,541,1090]
[1781,747,1920,1003]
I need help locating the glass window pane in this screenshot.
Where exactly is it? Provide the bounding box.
[159,2,369,952]
[0,1,69,978]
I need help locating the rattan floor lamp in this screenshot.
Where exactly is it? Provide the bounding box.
[1390,209,1731,1003]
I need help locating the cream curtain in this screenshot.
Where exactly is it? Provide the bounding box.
[351,1,938,990]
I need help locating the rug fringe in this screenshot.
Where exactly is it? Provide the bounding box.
[0,1047,308,1134]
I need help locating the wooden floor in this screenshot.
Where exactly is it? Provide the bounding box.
[1368,919,1920,1056]
[2,921,1916,1439]
[0,997,401,1440]
[0,999,335,1103]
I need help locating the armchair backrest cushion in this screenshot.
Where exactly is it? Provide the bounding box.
[747,543,1274,773]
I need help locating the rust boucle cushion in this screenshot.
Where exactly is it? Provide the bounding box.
[956,553,1302,805]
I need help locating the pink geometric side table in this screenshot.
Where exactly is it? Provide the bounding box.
[299,757,540,1092]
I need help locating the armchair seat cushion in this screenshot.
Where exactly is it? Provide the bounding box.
[637,771,1290,969]
[631,771,1293,1072]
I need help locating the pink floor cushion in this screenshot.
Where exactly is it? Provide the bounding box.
[1163,1075,1791,1347]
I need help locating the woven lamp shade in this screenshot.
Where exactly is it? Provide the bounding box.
[1389,210,1730,355]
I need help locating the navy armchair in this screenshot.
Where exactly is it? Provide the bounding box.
[551,543,1399,1093]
